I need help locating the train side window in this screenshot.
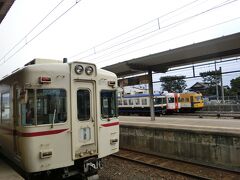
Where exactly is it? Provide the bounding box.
[101,90,117,119]
[77,89,90,121]
[142,98,147,105]
[186,98,189,102]
[37,89,67,124]
[20,89,35,126]
[129,99,133,105]
[135,99,140,105]
[118,99,122,105]
[123,99,128,105]
[1,92,10,123]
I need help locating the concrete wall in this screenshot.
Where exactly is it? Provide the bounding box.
[203,104,240,112]
[120,125,240,172]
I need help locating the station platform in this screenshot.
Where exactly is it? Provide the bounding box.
[0,156,23,180]
[119,116,240,172]
[120,115,240,134]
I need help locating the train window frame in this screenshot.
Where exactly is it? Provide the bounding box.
[36,89,67,125]
[100,90,118,119]
[1,92,11,123]
[77,89,91,121]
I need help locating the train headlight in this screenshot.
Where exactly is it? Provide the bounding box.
[85,66,94,75]
[75,65,84,75]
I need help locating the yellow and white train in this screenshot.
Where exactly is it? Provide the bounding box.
[0,59,119,179]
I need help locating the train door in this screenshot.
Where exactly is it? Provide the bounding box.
[174,93,179,111]
[190,96,194,108]
[71,81,97,159]
[13,87,20,157]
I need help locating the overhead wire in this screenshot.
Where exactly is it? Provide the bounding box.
[69,0,203,59]
[95,15,240,66]
[0,0,65,63]
[93,0,239,64]
[0,0,82,65]
[77,0,239,65]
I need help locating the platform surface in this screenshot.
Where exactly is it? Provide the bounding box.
[0,157,23,180]
[120,116,240,134]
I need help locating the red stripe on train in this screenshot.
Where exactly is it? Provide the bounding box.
[18,129,68,137]
[101,122,119,127]
[0,127,68,137]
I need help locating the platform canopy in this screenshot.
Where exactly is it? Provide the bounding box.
[0,0,14,24]
[103,32,240,78]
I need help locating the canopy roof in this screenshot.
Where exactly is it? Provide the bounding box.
[103,32,240,78]
[0,0,14,24]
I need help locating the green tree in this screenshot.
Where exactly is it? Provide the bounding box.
[230,76,240,95]
[160,76,187,93]
[200,70,221,84]
[199,70,221,96]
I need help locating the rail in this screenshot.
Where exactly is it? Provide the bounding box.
[112,149,240,180]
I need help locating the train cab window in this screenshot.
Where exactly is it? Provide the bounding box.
[1,92,10,122]
[37,89,67,124]
[77,89,90,121]
[101,90,117,119]
[168,97,174,103]
[153,98,162,105]
[154,97,166,105]
[195,96,202,101]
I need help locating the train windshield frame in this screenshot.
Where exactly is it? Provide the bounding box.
[101,90,118,119]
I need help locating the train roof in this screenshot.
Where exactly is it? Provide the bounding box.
[0,58,116,82]
[120,93,165,98]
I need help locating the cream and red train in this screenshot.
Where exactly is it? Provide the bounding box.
[0,59,119,179]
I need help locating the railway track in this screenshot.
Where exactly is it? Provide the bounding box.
[112,149,240,180]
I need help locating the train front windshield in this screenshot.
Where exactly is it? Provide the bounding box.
[195,96,202,102]
[101,90,118,118]
[154,97,166,105]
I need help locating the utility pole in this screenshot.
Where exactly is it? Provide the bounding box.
[220,67,225,104]
[215,61,219,101]
[148,69,155,121]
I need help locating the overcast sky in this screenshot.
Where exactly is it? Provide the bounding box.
[0,0,240,87]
